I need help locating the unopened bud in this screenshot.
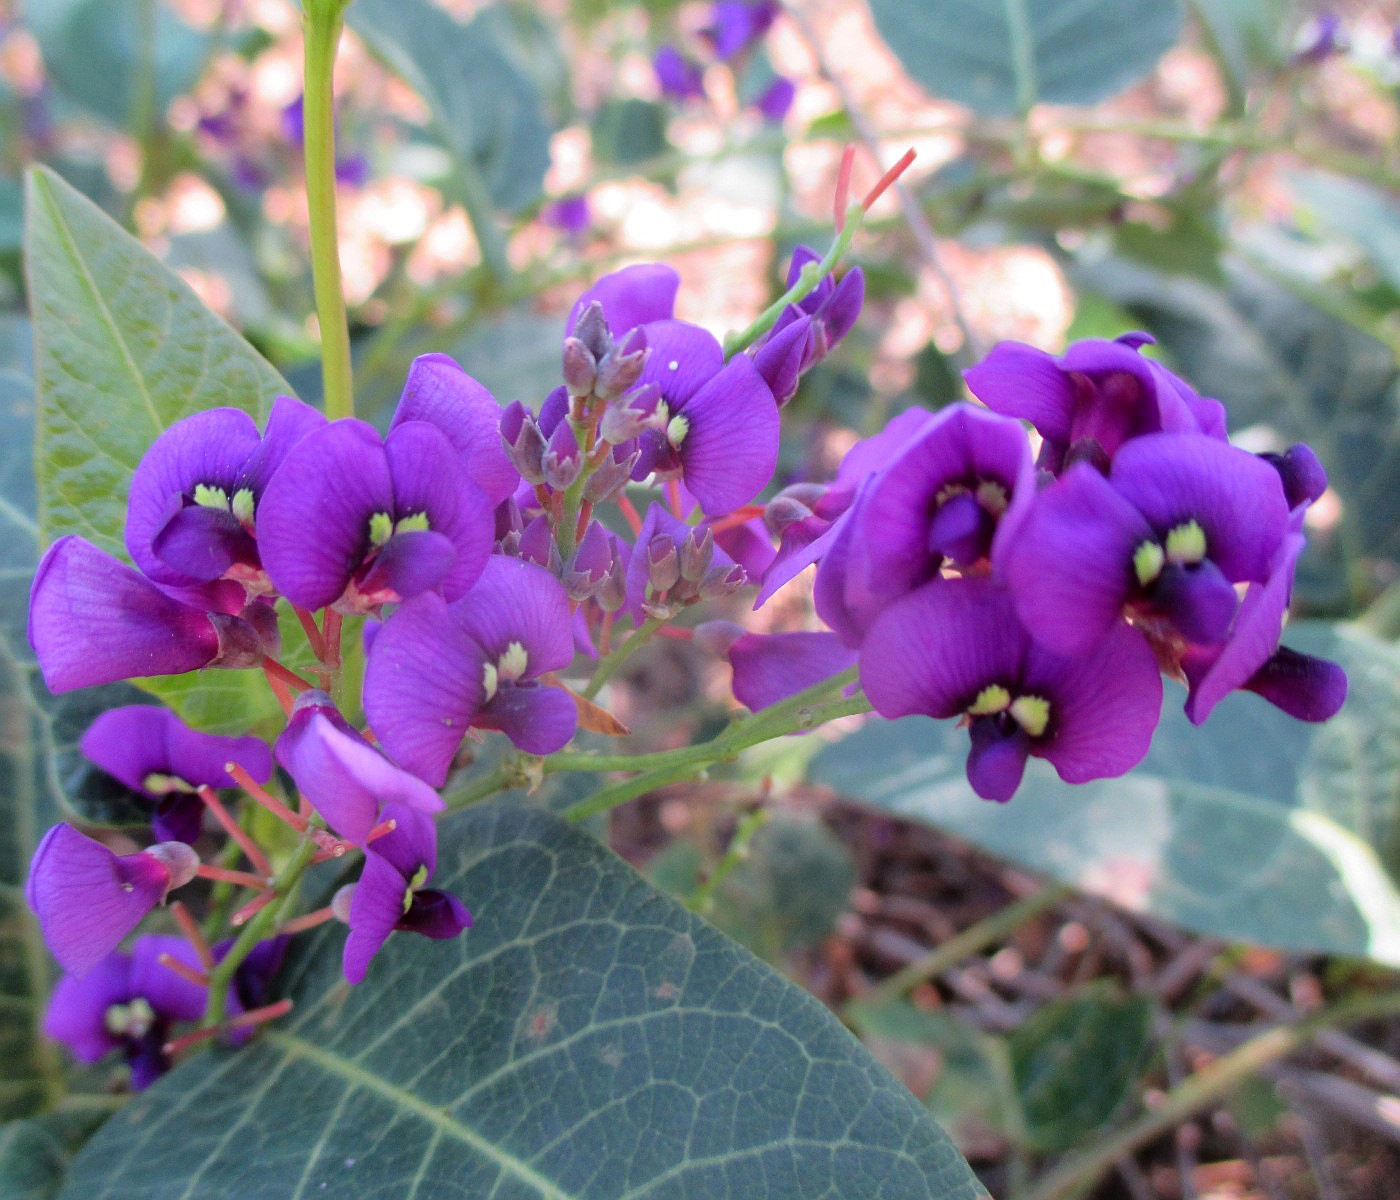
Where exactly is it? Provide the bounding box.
[678,527,714,583]
[542,421,582,491]
[331,883,356,924]
[584,448,641,503]
[209,610,273,670]
[596,344,648,402]
[562,337,598,398]
[595,556,628,613]
[699,562,747,600]
[501,400,548,484]
[764,483,826,535]
[646,536,680,593]
[572,301,612,360]
[518,515,558,571]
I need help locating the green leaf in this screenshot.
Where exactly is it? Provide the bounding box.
[25,165,291,559]
[1190,0,1290,111]
[591,99,670,167]
[62,803,984,1199]
[0,1119,67,1200]
[26,0,207,130]
[1008,985,1153,1154]
[811,623,1400,965]
[348,0,553,213]
[866,0,1184,116]
[1287,170,1400,296]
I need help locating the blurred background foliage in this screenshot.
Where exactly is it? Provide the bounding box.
[5,0,1400,1196]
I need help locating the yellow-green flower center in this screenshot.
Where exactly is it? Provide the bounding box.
[193,483,229,510]
[1164,519,1207,566]
[966,685,1051,737]
[104,997,156,1038]
[141,771,194,795]
[482,641,530,701]
[369,510,430,547]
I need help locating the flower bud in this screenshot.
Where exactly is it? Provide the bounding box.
[501,401,548,484]
[331,883,356,925]
[572,301,612,360]
[699,562,746,600]
[209,609,275,670]
[595,555,628,614]
[599,382,660,443]
[764,483,826,535]
[584,447,641,503]
[145,841,201,890]
[541,421,582,491]
[562,337,598,398]
[646,536,681,593]
[678,527,714,583]
[518,515,560,573]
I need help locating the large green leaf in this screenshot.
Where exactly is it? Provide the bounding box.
[62,803,983,1199]
[811,623,1400,965]
[26,165,290,559]
[348,0,552,213]
[866,0,1184,116]
[25,165,296,733]
[25,0,207,131]
[0,1119,67,1200]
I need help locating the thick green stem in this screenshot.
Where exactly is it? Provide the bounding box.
[1016,992,1400,1200]
[202,832,321,1029]
[583,617,662,700]
[303,1,355,420]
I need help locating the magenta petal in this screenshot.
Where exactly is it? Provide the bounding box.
[363,593,487,786]
[1110,434,1289,583]
[1024,621,1162,784]
[356,529,457,603]
[1245,647,1347,721]
[637,320,725,409]
[398,888,472,940]
[27,825,170,976]
[964,342,1075,443]
[451,555,575,673]
[476,683,578,754]
[28,538,220,693]
[275,710,442,844]
[125,409,261,586]
[151,504,252,582]
[391,354,519,505]
[343,853,408,984]
[43,952,130,1062]
[568,264,680,337]
[371,802,439,879]
[1153,560,1238,645]
[258,420,395,609]
[997,465,1152,656]
[861,578,1029,719]
[728,631,857,711]
[677,355,779,515]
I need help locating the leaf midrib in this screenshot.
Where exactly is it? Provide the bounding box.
[264,1029,574,1200]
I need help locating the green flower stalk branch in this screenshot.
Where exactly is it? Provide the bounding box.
[302,0,355,421]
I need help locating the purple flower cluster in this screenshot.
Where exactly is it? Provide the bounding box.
[756,332,1346,801]
[653,1,795,123]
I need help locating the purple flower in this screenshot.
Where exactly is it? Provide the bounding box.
[861,577,1162,802]
[544,194,591,238]
[697,624,857,711]
[275,691,443,844]
[28,538,277,694]
[125,398,326,589]
[81,706,274,844]
[628,320,780,514]
[567,264,680,341]
[364,556,578,785]
[813,403,1035,646]
[624,503,746,620]
[752,248,864,405]
[26,824,198,976]
[258,418,494,612]
[390,354,521,506]
[43,936,207,1089]
[752,76,795,122]
[705,1,778,58]
[1294,12,1344,64]
[213,934,289,1044]
[1181,512,1346,724]
[342,803,470,984]
[997,433,1290,657]
[964,335,1227,471]
[653,46,705,101]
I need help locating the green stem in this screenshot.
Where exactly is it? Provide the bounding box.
[1016,992,1400,1200]
[455,161,511,284]
[202,832,321,1029]
[691,808,770,914]
[582,617,663,700]
[722,206,863,357]
[562,670,867,822]
[303,0,354,420]
[861,883,1073,1010]
[443,762,513,809]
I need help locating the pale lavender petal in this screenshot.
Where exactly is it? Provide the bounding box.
[258,420,394,609]
[364,592,487,786]
[391,354,519,505]
[861,578,1029,719]
[728,631,856,711]
[28,538,220,693]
